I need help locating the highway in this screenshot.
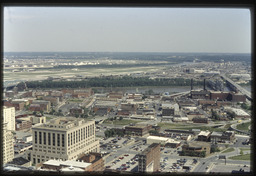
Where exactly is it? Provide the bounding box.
[220,74,251,101]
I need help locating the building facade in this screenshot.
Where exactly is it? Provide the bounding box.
[138,143,160,172]
[2,123,14,164]
[3,106,16,131]
[27,117,99,165]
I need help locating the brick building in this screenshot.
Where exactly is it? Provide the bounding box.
[181,141,211,157]
[138,143,160,172]
[197,131,211,142]
[16,119,32,131]
[125,125,152,137]
[78,152,104,171]
[192,117,209,124]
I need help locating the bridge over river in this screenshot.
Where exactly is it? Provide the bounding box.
[220,74,252,101]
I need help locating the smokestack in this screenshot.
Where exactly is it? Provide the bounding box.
[204,79,206,91]
[191,79,193,90]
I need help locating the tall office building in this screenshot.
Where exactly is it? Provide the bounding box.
[27,117,100,165]
[3,106,15,131]
[2,123,14,164]
[138,143,160,172]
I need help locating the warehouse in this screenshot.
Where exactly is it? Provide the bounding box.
[146,136,181,148]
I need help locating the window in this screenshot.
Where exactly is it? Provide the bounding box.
[73,132,75,144]
[48,133,51,145]
[86,127,88,138]
[68,134,70,146]
[34,131,37,144]
[57,134,60,146]
[39,132,42,144]
[79,129,80,142]
[76,130,78,143]
[43,132,46,145]
[83,127,85,140]
[53,133,55,146]
[71,133,72,145]
[62,134,65,147]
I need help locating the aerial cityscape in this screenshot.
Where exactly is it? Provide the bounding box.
[2,7,252,174]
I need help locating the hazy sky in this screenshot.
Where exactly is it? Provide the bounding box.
[4,7,251,53]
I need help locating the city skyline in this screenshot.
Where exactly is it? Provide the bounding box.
[4,7,251,53]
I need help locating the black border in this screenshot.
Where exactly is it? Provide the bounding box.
[1,0,255,176]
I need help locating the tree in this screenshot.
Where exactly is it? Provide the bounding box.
[149,130,159,135]
[241,103,248,110]
[211,110,220,120]
[119,117,123,121]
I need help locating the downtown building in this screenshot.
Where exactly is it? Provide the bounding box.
[3,106,16,131]
[2,106,15,164]
[138,143,160,172]
[2,123,14,164]
[26,117,100,165]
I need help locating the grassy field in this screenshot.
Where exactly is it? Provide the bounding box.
[67,99,83,103]
[221,147,235,153]
[229,154,251,160]
[103,119,142,125]
[239,148,251,151]
[4,65,163,82]
[236,122,251,131]
[157,122,227,132]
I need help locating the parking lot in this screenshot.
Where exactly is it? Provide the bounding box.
[106,153,138,172]
[209,163,251,173]
[100,135,199,173]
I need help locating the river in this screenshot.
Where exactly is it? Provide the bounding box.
[96,85,251,95]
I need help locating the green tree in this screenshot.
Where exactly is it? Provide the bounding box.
[241,103,248,110]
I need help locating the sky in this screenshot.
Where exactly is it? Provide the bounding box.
[4,7,251,53]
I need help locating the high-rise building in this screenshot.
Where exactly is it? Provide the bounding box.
[3,106,15,131]
[26,117,100,165]
[2,123,14,164]
[138,143,160,172]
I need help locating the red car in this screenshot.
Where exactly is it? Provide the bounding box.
[124,154,129,156]
[119,157,124,159]
[121,164,126,166]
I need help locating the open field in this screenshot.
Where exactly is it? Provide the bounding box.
[229,154,251,160]
[236,122,251,131]
[239,148,250,152]
[221,147,235,153]
[4,65,163,82]
[67,99,83,103]
[157,122,228,132]
[103,119,142,125]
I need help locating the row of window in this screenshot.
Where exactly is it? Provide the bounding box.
[67,124,94,147]
[34,131,65,147]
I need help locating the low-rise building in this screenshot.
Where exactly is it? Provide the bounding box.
[41,159,91,171]
[197,131,211,142]
[186,111,205,121]
[77,152,104,171]
[30,100,51,112]
[211,131,236,144]
[16,118,32,131]
[181,141,211,157]
[146,136,181,148]
[192,117,209,124]
[125,124,152,137]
